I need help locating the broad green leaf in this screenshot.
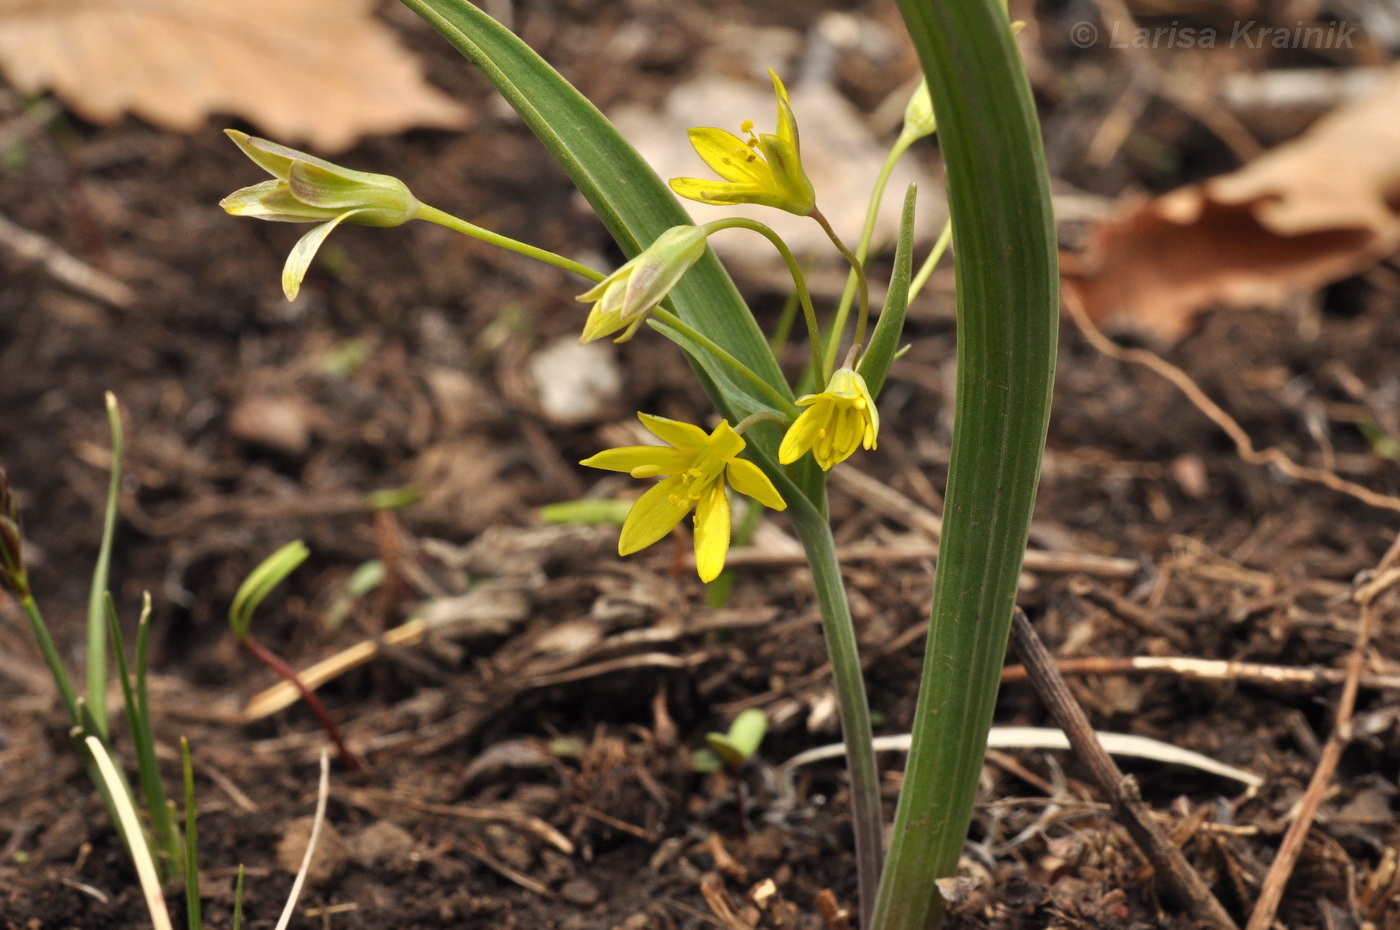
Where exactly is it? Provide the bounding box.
[873,1,1059,927]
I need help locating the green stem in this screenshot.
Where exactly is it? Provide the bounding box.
[824,137,913,373]
[789,507,883,929]
[769,273,804,360]
[22,594,79,724]
[732,411,789,434]
[908,218,953,304]
[812,209,871,367]
[702,217,828,384]
[651,310,800,418]
[416,203,605,283]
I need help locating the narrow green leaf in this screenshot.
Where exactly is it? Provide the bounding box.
[857,184,917,399]
[232,865,245,930]
[872,1,1059,927]
[181,738,202,930]
[86,392,123,738]
[106,593,181,880]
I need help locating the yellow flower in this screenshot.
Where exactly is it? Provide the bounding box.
[668,69,816,216]
[581,414,786,582]
[577,225,709,344]
[779,368,879,470]
[220,130,421,300]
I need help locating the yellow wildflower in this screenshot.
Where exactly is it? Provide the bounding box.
[582,414,786,582]
[668,69,816,216]
[577,225,708,344]
[220,130,420,300]
[779,368,879,470]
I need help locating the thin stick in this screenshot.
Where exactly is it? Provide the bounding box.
[1244,536,1400,930]
[1009,609,1240,930]
[1065,293,1400,515]
[0,211,135,307]
[999,654,1400,692]
[274,750,330,930]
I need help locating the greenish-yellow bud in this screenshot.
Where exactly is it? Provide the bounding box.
[901,79,936,143]
[577,225,709,344]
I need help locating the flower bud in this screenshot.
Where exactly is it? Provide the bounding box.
[577,225,709,344]
[0,469,28,598]
[901,80,936,143]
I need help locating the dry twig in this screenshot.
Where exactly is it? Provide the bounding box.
[1065,293,1400,515]
[1244,535,1400,930]
[1009,609,1241,930]
[0,210,134,307]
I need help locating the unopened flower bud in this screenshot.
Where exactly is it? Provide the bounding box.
[577,225,709,344]
[0,469,28,598]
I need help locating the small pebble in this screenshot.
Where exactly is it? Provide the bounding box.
[560,877,601,907]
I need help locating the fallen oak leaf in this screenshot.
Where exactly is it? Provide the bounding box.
[1063,65,1400,343]
[0,0,470,152]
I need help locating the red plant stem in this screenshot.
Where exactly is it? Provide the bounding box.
[241,636,362,773]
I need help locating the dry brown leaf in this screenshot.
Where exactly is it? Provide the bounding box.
[0,0,470,152]
[1063,65,1400,342]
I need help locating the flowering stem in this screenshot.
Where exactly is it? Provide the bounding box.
[824,137,913,374]
[908,217,953,303]
[651,309,800,418]
[701,217,828,384]
[415,203,605,283]
[811,208,870,365]
[732,411,788,434]
[21,594,80,724]
[788,505,883,929]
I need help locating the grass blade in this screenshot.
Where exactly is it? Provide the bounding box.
[181,738,202,930]
[106,592,181,879]
[85,736,173,930]
[85,392,124,738]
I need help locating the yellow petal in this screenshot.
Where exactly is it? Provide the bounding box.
[726,459,786,511]
[638,413,709,450]
[693,480,731,582]
[618,475,693,556]
[282,209,363,301]
[686,127,767,184]
[668,177,766,208]
[706,420,746,461]
[580,446,692,477]
[769,69,799,152]
[779,404,823,464]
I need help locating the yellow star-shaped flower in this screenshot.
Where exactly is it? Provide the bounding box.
[778,368,879,470]
[668,69,816,216]
[582,414,787,582]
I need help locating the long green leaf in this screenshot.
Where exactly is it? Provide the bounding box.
[873,1,1059,928]
[398,0,816,493]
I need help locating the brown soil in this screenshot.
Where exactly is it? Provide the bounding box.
[2,2,1399,929]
